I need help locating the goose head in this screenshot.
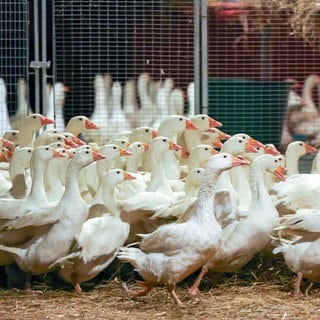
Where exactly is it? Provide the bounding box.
[254,154,287,181]
[286,141,317,158]
[127,141,149,156]
[190,114,222,130]
[106,168,136,188]
[66,115,99,136]
[73,147,106,169]
[158,115,198,136]
[25,113,55,129]
[222,135,259,155]
[184,167,205,187]
[206,152,250,174]
[2,130,20,147]
[129,126,158,143]
[151,136,181,153]
[232,133,264,150]
[0,138,15,151]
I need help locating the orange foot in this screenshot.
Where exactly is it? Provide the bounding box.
[136,280,154,296]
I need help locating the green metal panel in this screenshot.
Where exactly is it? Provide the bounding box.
[208,78,290,148]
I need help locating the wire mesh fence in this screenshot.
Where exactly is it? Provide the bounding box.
[0,0,29,133]
[1,1,320,153]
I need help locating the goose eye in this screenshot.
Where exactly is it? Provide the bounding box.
[179,118,183,121]
[79,118,83,121]
[138,144,141,147]
[116,170,120,174]
[86,151,89,154]
[58,137,61,141]
[12,132,16,135]
[299,143,303,146]
[45,147,49,151]
[163,139,167,142]
[242,136,246,139]
[33,116,36,119]
[197,170,200,173]
[28,150,31,153]
[238,140,242,143]
[145,129,149,133]
[201,116,205,120]
[275,159,278,163]
[113,146,116,150]
[223,155,227,158]
[205,147,208,151]
[62,150,66,153]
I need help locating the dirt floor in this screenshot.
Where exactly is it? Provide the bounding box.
[0,258,319,320]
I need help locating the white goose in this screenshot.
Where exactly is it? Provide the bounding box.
[156,115,198,180]
[273,209,320,296]
[65,115,99,138]
[117,152,248,306]
[0,146,65,223]
[0,147,33,199]
[46,82,69,131]
[188,154,287,295]
[285,141,317,176]
[179,114,222,153]
[123,79,139,129]
[291,74,320,142]
[108,81,132,139]
[51,169,136,294]
[78,143,131,202]
[88,74,110,145]
[44,147,73,202]
[0,78,12,133]
[2,130,20,148]
[9,78,31,131]
[0,147,106,291]
[15,114,55,147]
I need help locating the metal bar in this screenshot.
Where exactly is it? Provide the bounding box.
[41,0,48,118]
[201,0,208,114]
[193,0,201,115]
[33,0,40,114]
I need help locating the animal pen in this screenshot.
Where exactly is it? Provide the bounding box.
[3,1,320,317]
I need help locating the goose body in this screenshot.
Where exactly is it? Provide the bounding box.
[51,169,136,293]
[189,154,286,295]
[273,209,320,296]
[117,153,248,306]
[0,148,105,290]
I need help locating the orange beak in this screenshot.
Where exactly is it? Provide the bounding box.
[40,115,55,126]
[305,143,317,154]
[142,143,150,151]
[85,119,99,130]
[212,139,223,149]
[1,138,14,149]
[120,148,132,157]
[185,119,198,131]
[151,129,158,138]
[231,155,250,166]
[263,145,280,156]
[123,171,137,181]
[65,138,78,148]
[245,140,259,153]
[168,140,181,151]
[274,165,287,181]
[93,150,106,161]
[208,116,223,128]
[63,85,71,92]
[72,136,86,146]
[180,148,190,158]
[211,148,219,155]
[217,129,231,140]
[52,149,66,158]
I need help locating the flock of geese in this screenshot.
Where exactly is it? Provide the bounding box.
[1,73,320,307]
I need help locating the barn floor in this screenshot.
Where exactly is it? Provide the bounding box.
[0,257,319,320]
